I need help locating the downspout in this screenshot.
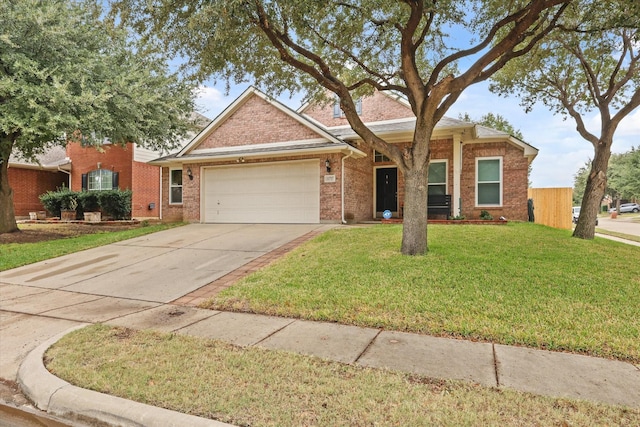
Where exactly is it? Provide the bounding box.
[159,166,163,220]
[57,163,71,188]
[341,151,354,224]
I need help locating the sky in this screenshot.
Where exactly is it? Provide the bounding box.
[193,81,639,189]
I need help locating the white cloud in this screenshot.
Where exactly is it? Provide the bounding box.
[193,85,227,117]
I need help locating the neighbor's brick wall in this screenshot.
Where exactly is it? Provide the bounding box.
[9,168,68,216]
[302,91,414,127]
[197,95,322,149]
[67,142,133,191]
[460,142,530,221]
[131,162,160,218]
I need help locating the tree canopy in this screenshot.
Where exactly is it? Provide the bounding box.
[490,0,640,239]
[0,0,196,233]
[114,0,571,255]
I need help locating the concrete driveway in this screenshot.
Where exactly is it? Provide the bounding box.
[1,223,331,303]
[0,223,332,384]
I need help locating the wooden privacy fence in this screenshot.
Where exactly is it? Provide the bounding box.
[527,187,573,230]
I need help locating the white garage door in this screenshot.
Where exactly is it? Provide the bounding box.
[203,160,320,223]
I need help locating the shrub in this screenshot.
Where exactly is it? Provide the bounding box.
[98,189,132,220]
[479,210,494,220]
[39,186,76,217]
[39,188,132,220]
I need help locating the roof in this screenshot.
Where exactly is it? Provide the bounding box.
[151,86,366,165]
[8,145,71,171]
[152,87,538,164]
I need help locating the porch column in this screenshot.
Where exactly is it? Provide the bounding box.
[452,134,462,217]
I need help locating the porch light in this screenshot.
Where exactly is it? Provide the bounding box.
[187,167,193,180]
[325,158,331,173]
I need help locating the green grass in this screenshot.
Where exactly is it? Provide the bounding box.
[596,228,640,243]
[205,223,640,362]
[46,325,640,427]
[0,223,185,271]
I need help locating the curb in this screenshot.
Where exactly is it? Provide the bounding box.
[18,325,234,427]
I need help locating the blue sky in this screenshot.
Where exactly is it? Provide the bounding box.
[193,81,639,189]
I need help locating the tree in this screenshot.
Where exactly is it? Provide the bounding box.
[490,0,640,240]
[608,147,640,203]
[114,0,570,255]
[572,161,590,205]
[0,0,196,234]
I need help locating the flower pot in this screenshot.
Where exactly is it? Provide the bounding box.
[29,212,37,220]
[83,212,101,222]
[60,210,76,222]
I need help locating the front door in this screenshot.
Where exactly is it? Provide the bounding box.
[376,167,398,218]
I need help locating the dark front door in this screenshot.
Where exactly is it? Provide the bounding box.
[376,167,398,217]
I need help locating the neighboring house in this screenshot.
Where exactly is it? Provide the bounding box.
[8,113,208,219]
[151,87,537,224]
[8,146,70,217]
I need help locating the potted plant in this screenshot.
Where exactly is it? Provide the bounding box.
[60,196,78,221]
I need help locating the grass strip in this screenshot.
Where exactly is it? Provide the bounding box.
[46,325,640,427]
[205,223,640,362]
[0,223,185,271]
[596,228,640,243]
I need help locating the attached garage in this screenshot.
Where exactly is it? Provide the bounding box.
[202,160,320,223]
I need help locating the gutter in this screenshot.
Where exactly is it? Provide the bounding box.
[57,164,72,188]
[341,152,355,224]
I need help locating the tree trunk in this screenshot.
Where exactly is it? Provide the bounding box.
[401,165,429,255]
[0,139,19,234]
[573,142,611,240]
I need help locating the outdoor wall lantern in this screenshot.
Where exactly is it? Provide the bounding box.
[325,159,331,173]
[187,167,193,180]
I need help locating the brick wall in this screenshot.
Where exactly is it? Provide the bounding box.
[460,142,530,221]
[131,162,160,218]
[66,142,133,191]
[198,95,322,149]
[302,91,414,127]
[9,168,68,216]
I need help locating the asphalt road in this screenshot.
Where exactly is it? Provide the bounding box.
[596,214,640,237]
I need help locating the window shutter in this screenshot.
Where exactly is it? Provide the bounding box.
[112,172,119,189]
[81,174,87,191]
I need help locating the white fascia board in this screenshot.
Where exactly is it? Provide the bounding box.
[190,138,330,155]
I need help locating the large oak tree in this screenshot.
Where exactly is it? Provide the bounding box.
[0,0,196,233]
[115,0,570,254]
[490,0,640,239]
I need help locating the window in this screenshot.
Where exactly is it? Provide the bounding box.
[476,157,502,206]
[170,169,183,204]
[333,96,362,118]
[428,161,447,196]
[374,151,391,163]
[86,169,115,191]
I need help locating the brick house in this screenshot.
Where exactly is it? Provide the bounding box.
[7,146,70,217]
[8,112,209,219]
[9,142,163,219]
[151,87,538,224]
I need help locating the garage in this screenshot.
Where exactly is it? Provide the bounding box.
[202,160,320,223]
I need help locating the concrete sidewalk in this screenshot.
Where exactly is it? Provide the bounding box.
[9,303,640,426]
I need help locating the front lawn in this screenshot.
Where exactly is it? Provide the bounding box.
[205,223,640,362]
[46,325,640,427]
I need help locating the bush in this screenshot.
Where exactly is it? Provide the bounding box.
[76,191,100,216]
[98,189,132,220]
[39,186,76,217]
[39,188,132,220]
[479,210,494,220]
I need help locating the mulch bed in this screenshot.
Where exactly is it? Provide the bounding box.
[0,221,142,244]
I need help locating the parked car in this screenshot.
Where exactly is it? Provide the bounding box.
[572,206,598,225]
[608,203,640,213]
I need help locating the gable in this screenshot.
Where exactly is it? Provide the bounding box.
[193,94,326,151]
[301,91,414,127]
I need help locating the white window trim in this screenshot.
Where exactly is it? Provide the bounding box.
[476,156,503,207]
[169,168,183,205]
[428,159,448,194]
[87,169,113,191]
